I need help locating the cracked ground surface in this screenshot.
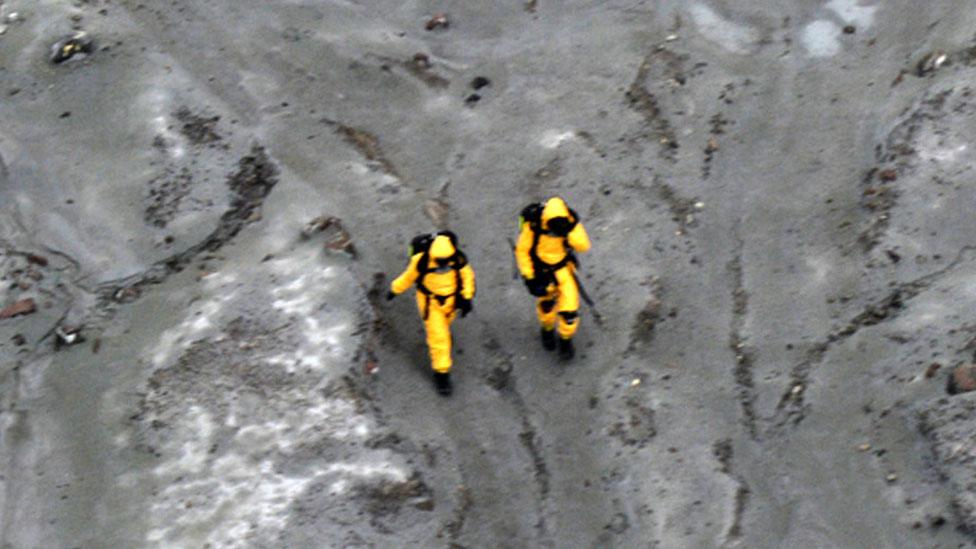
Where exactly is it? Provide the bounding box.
[4,0,976,547]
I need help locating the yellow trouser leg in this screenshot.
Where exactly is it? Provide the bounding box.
[535,281,559,331]
[417,293,455,373]
[554,266,580,340]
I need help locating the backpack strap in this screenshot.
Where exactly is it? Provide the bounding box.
[413,231,469,318]
[520,203,580,276]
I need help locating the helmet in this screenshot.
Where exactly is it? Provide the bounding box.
[429,234,456,260]
[541,197,572,234]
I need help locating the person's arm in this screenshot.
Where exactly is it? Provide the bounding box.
[515,225,536,280]
[459,263,476,300]
[567,221,591,254]
[390,253,423,295]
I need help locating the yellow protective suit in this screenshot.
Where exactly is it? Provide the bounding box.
[515,197,591,340]
[391,234,475,373]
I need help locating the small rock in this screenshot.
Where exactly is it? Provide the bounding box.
[0,298,36,319]
[858,443,871,452]
[26,254,49,267]
[12,334,26,346]
[705,137,719,153]
[925,363,941,379]
[365,360,379,375]
[916,50,947,77]
[665,34,678,42]
[886,473,898,483]
[425,13,449,31]
[464,93,481,106]
[304,215,357,258]
[630,378,641,387]
[50,32,94,64]
[412,52,431,69]
[114,286,140,303]
[413,498,434,511]
[55,325,84,346]
[6,12,21,24]
[947,364,976,395]
[470,76,490,90]
[843,25,856,34]
[301,215,337,239]
[790,384,803,395]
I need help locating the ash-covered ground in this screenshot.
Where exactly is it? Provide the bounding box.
[4,0,976,547]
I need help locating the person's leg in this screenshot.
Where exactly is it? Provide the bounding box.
[536,284,559,350]
[423,300,454,394]
[554,267,580,359]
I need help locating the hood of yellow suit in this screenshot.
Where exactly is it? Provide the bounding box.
[429,234,456,259]
[541,197,570,229]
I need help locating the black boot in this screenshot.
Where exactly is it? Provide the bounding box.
[558,337,575,360]
[434,372,453,396]
[540,327,556,351]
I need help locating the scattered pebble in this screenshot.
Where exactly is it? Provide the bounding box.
[464,93,481,106]
[842,25,856,34]
[630,378,641,387]
[425,13,449,31]
[790,384,803,395]
[694,201,705,210]
[925,363,941,379]
[858,443,871,452]
[886,473,898,483]
[365,360,379,375]
[665,34,678,42]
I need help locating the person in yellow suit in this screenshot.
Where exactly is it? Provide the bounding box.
[515,197,591,359]
[387,231,475,395]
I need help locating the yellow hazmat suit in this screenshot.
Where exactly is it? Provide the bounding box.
[390,233,475,374]
[515,197,591,342]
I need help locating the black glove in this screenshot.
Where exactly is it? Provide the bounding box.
[524,276,549,297]
[457,297,472,317]
[386,291,397,301]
